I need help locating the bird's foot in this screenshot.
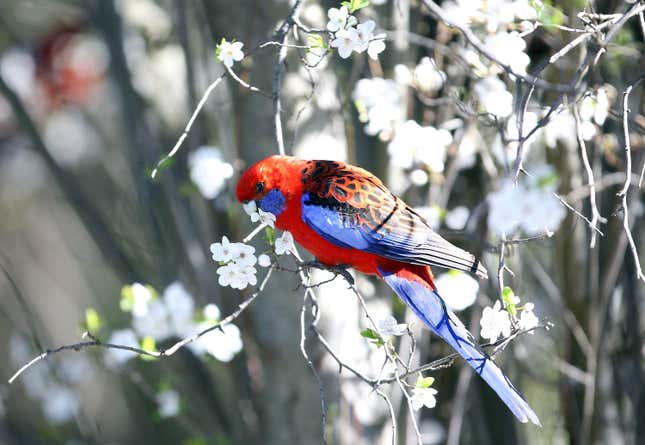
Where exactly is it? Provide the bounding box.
[301,260,355,286]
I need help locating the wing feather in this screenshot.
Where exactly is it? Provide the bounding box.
[299,160,487,279]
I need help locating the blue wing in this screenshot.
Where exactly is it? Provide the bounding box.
[298,160,486,278]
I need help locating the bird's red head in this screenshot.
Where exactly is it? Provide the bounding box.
[235,155,302,203]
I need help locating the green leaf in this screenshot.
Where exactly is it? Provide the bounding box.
[360,328,379,340]
[215,37,227,60]
[84,308,102,332]
[140,337,158,361]
[264,226,276,245]
[147,157,175,179]
[530,0,566,28]
[120,285,135,312]
[502,286,517,316]
[360,328,384,346]
[416,375,435,388]
[354,99,368,123]
[344,0,370,13]
[537,172,559,190]
[308,34,324,50]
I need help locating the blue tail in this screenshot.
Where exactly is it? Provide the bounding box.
[379,267,540,426]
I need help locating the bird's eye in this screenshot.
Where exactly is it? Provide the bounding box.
[255,182,265,194]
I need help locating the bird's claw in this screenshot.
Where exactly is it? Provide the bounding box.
[301,260,355,286]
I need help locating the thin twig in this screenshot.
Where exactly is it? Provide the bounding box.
[299,284,328,445]
[9,266,275,384]
[225,65,272,97]
[271,0,305,155]
[573,104,605,248]
[617,76,645,282]
[420,0,573,92]
[151,74,225,178]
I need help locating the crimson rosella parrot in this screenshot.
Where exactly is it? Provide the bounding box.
[236,155,540,425]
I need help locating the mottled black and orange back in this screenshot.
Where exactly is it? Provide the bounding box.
[298,159,487,279]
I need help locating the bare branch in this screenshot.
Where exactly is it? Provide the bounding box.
[271,0,305,155]
[420,0,572,92]
[299,285,328,445]
[151,74,225,178]
[617,76,645,283]
[8,266,275,384]
[573,104,605,248]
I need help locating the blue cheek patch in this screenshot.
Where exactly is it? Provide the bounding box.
[258,189,286,216]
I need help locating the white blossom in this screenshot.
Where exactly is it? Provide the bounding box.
[367,38,386,60]
[483,31,530,75]
[191,323,244,362]
[232,243,257,267]
[258,253,272,267]
[157,389,180,418]
[519,304,539,331]
[216,262,257,289]
[355,21,376,53]
[594,88,609,125]
[331,28,359,59]
[131,282,154,317]
[217,40,244,68]
[326,6,351,32]
[210,236,236,263]
[254,209,276,228]
[189,147,234,200]
[104,329,139,368]
[411,387,438,411]
[410,169,429,186]
[480,300,512,342]
[413,57,445,92]
[163,282,195,336]
[203,303,221,321]
[133,299,171,341]
[353,77,403,137]
[487,180,524,236]
[543,108,577,149]
[387,120,451,172]
[275,231,296,255]
[378,316,408,338]
[434,270,479,311]
[487,176,566,237]
[474,76,513,118]
[394,64,412,85]
[445,206,470,230]
[243,200,258,216]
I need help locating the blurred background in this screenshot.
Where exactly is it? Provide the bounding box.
[0,0,643,444]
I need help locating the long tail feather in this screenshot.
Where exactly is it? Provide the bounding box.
[378,266,540,426]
